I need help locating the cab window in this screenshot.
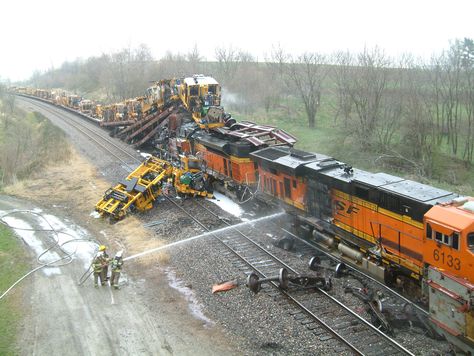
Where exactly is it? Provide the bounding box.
[189,86,199,96]
[452,232,459,250]
[426,223,432,239]
[433,229,460,250]
[468,232,474,250]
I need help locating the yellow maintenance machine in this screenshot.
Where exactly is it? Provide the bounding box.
[176,75,225,129]
[95,155,213,220]
[141,75,225,129]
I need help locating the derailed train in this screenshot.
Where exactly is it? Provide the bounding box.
[137,77,474,353]
[171,116,474,353]
[14,76,474,353]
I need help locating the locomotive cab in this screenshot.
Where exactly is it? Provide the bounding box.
[424,199,474,281]
[180,75,224,128]
[423,198,474,353]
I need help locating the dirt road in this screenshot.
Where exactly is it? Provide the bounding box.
[1,195,237,356]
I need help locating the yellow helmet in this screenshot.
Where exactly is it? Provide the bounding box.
[99,245,106,251]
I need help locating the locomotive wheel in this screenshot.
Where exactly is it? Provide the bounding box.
[308,256,321,271]
[335,262,347,278]
[246,272,261,293]
[279,268,289,290]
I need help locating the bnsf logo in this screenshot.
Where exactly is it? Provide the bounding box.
[334,200,359,217]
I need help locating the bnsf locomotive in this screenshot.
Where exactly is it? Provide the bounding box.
[15,76,474,353]
[248,146,474,352]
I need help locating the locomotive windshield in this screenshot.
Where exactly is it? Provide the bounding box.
[188,160,200,170]
[468,232,474,250]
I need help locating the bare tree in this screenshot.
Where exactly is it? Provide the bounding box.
[462,38,474,161]
[103,44,155,101]
[333,47,391,149]
[159,51,188,78]
[272,49,328,128]
[0,83,15,130]
[332,51,354,126]
[185,44,204,74]
[214,45,240,84]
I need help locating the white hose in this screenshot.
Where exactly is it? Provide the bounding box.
[0,210,101,300]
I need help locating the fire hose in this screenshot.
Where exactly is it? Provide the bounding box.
[0,210,101,300]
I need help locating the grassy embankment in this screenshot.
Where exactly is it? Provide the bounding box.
[0,224,30,355]
[0,107,71,191]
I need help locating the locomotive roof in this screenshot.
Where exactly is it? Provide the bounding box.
[250,146,331,174]
[183,76,219,86]
[252,146,458,205]
[311,165,457,204]
[310,166,402,186]
[379,180,457,204]
[425,204,474,230]
[194,132,230,154]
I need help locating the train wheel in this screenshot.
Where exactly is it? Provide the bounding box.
[308,256,321,271]
[279,268,289,290]
[335,262,347,278]
[246,273,261,294]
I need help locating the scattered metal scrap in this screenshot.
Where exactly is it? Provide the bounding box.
[246,268,332,294]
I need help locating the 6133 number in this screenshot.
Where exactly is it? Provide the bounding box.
[433,249,461,270]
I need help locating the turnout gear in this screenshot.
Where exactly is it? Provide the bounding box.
[101,251,110,285]
[110,251,124,290]
[92,251,109,287]
[92,253,106,286]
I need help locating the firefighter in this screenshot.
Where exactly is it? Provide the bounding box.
[92,250,107,287]
[99,245,110,285]
[110,251,124,290]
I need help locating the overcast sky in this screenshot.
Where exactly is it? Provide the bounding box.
[1,0,473,82]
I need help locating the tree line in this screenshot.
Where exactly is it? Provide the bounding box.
[25,39,474,185]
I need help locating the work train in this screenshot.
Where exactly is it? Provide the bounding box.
[14,76,474,353]
[14,76,222,127]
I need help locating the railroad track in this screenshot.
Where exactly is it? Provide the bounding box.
[197,201,453,354]
[165,199,414,355]
[17,96,141,171]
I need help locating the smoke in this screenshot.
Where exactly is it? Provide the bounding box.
[221,87,246,108]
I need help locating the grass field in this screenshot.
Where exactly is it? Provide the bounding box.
[0,224,30,355]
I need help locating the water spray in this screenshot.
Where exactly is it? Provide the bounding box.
[124,211,285,262]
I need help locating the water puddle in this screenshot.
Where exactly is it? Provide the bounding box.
[165,267,214,327]
[90,211,101,218]
[208,192,243,217]
[0,196,97,274]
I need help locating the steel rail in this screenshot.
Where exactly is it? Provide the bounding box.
[169,199,414,355]
[17,97,141,170]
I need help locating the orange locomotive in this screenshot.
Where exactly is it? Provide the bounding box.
[161,120,297,199]
[250,145,474,353]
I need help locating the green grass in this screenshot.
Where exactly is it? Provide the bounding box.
[0,224,30,355]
